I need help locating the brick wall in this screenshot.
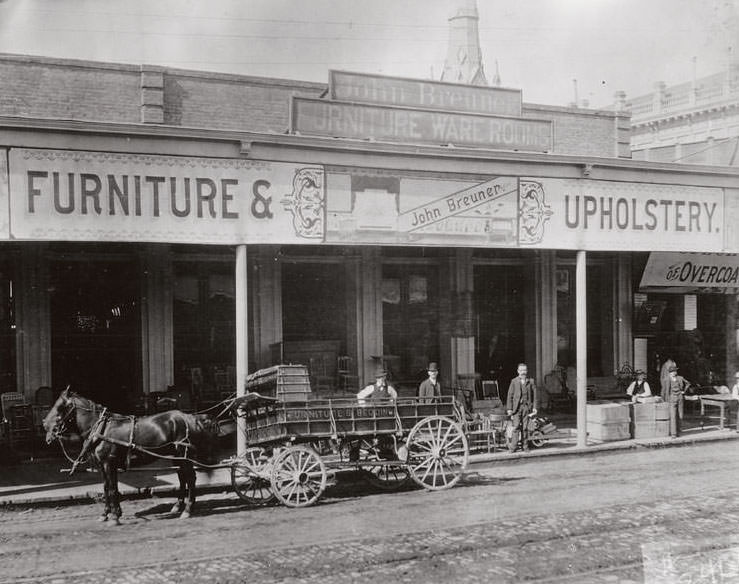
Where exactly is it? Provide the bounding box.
[0,53,628,157]
[0,54,325,132]
[163,72,324,131]
[524,103,631,158]
[0,56,140,122]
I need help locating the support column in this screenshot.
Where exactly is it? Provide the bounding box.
[615,255,633,370]
[534,251,557,382]
[16,244,51,399]
[450,249,475,390]
[359,248,382,386]
[140,244,173,399]
[576,250,588,448]
[236,244,248,456]
[253,246,282,369]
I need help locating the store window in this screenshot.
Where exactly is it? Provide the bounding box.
[0,265,16,393]
[281,262,347,390]
[382,263,439,386]
[173,262,235,400]
[50,258,140,411]
[556,260,614,376]
[474,265,525,382]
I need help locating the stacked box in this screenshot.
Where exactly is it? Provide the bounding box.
[245,364,312,402]
[587,402,630,441]
[631,401,670,438]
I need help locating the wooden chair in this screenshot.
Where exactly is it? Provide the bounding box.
[337,355,359,392]
[1,392,33,454]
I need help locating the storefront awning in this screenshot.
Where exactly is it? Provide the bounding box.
[640,252,739,294]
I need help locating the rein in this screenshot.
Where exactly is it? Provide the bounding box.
[52,392,228,472]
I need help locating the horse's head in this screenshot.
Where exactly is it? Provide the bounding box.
[43,388,79,444]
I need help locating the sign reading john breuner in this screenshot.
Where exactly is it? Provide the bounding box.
[398,176,517,232]
[291,97,553,152]
[329,70,522,117]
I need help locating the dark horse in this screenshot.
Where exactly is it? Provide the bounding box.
[43,388,220,525]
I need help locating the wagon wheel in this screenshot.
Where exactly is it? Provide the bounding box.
[231,447,276,505]
[529,435,546,449]
[405,415,468,490]
[270,445,327,508]
[356,438,410,491]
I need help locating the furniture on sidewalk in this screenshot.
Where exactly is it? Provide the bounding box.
[1,391,34,454]
[699,394,738,430]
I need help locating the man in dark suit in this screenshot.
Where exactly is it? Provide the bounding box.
[506,362,538,453]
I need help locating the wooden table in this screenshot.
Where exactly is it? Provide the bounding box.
[699,394,738,430]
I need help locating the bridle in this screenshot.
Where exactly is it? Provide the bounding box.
[46,393,79,443]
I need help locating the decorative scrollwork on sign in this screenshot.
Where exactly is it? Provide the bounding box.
[281,167,325,239]
[519,181,553,245]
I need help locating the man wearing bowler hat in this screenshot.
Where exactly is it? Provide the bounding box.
[506,362,538,453]
[418,362,442,403]
[665,364,691,438]
[357,367,397,405]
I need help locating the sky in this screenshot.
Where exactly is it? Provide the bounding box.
[0,0,736,108]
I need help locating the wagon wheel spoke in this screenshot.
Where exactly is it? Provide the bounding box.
[270,445,327,508]
[230,448,276,506]
[406,416,469,491]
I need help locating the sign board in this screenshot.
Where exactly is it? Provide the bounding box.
[640,252,739,291]
[8,148,325,245]
[328,70,522,116]
[291,97,553,153]
[523,179,724,252]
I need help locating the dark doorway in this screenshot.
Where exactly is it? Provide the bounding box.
[50,257,140,412]
[474,265,525,383]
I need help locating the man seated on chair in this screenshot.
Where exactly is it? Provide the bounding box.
[625,370,652,403]
[357,367,398,405]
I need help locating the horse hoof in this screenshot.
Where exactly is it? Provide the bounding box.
[110,517,121,526]
[98,514,108,522]
[179,511,191,519]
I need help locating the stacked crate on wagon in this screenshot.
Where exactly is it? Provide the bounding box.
[245,364,311,402]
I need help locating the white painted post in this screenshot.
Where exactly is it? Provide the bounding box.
[576,250,588,448]
[235,244,248,456]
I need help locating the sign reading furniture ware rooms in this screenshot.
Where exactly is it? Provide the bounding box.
[292,70,552,152]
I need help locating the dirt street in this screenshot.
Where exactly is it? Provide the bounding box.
[1,441,738,583]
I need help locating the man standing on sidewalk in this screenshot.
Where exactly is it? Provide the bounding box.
[506,363,537,453]
[666,365,691,438]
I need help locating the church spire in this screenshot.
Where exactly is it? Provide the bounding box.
[441,0,488,86]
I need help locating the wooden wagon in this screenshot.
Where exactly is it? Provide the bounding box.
[228,387,469,508]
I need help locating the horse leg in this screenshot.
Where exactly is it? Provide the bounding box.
[107,461,122,525]
[98,461,111,522]
[170,465,186,515]
[179,462,196,519]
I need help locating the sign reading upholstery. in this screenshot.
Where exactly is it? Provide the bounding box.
[524,179,725,252]
[328,70,522,116]
[291,97,553,152]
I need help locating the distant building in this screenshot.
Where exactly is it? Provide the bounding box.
[624,63,739,166]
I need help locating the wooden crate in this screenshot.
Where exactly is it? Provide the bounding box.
[587,421,630,441]
[633,419,670,439]
[632,401,670,422]
[587,402,630,424]
[245,364,311,402]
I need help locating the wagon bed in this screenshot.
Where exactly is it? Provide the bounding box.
[229,393,469,508]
